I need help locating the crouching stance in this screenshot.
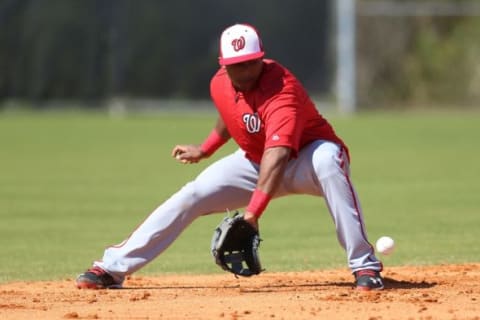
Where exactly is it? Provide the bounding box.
[77,24,383,291]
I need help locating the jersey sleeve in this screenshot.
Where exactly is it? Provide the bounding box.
[262,91,306,157]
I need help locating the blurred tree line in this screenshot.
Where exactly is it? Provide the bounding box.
[0,0,332,105]
[1,0,479,109]
[357,0,480,108]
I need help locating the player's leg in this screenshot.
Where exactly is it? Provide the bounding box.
[314,142,381,271]
[77,150,259,288]
[277,140,383,289]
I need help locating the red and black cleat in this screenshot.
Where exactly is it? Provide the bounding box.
[354,269,384,291]
[76,266,122,289]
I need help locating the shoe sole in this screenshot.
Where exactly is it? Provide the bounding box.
[76,280,122,290]
[76,281,102,289]
[356,285,384,291]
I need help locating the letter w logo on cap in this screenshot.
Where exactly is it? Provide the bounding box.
[231,36,246,52]
[219,24,265,66]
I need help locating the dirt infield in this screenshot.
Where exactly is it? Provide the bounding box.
[0,264,478,320]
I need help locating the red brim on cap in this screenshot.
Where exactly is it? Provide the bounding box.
[219,51,265,66]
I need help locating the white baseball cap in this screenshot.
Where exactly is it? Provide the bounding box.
[219,24,265,66]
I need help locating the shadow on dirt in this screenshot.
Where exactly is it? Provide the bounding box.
[122,277,436,291]
[384,277,436,290]
[123,281,354,291]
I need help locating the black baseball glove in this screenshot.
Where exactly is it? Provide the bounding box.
[211,212,263,277]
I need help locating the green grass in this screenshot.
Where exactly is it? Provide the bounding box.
[0,109,479,283]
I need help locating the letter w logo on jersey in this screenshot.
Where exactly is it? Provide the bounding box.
[243,113,261,133]
[231,36,246,52]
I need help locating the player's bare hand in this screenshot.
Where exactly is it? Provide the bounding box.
[172,145,207,164]
[243,211,259,231]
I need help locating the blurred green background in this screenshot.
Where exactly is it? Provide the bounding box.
[1,0,480,109]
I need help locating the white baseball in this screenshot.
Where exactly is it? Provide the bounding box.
[376,236,395,255]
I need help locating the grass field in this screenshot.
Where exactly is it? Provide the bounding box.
[0,109,479,283]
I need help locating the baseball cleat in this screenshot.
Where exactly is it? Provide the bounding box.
[76,266,122,289]
[354,269,384,291]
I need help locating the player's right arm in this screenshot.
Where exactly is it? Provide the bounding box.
[212,116,231,141]
[171,117,230,164]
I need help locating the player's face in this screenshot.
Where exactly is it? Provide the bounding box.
[225,59,263,92]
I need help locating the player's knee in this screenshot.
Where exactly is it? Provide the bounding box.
[173,181,200,208]
[312,144,342,179]
[190,176,221,201]
[172,180,219,214]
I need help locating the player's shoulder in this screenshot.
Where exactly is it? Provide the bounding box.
[260,59,303,94]
[210,67,229,89]
[211,67,228,82]
[262,59,286,77]
[210,67,234,103]
[263,59,295,74]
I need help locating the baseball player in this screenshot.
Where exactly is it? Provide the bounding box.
[76,23,384,290]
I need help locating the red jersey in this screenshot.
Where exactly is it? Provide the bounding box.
[210,59,347,164]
